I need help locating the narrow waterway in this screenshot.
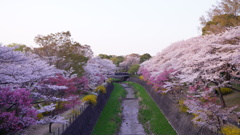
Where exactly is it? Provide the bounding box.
[118,83,146,135]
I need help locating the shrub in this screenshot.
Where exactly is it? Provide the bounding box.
[178,99,188,113]
[82,95,97,105]
[192,113,201,122]
[95,85,106,94]
[221,88,233,95]
[37,113,44,120]
[221,124,240,135]
[71,109,79,115]
[107,78,112,83]
[56,101,66,110]
[215,88,232,95]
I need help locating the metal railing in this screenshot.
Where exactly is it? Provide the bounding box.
[51,103,89,135]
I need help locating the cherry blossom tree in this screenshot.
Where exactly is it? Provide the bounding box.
[32,74,89,133]
[0,45,73,133]
[34,74,88,108]
[150,68,175,93]
[139,26,240,132]
[0,43,102,134]
[36,103,68,133]
[119,54,140,72]
[71,76,89,91]
[138,67,151,82]
[0,87,37,134]
[84,56,116,89]
[0,45,61,89]
[184,82,237,132]
[140,26,240,96]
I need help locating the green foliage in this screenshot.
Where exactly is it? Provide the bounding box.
[7,43,32,52]
[91,83,127,135]
[106,53,151,67]
[34,31,92,77]
[110,56,124,67]
[127,82,176,135]
[98,54,112,59]
[63,51,88,77]
[111,78,122,82]
[200,0,240,35]
[128,64,140,75]
[202,14,240,35]
[128,53,140,57]
[140,53,152,63]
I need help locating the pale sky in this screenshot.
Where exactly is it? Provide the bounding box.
[0,0,217,56]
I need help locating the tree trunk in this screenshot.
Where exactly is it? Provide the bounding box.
[216,115,222,133]
[212,81,227,108]
[217,87,226,108]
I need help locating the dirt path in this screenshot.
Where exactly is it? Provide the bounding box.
[118,83,146,135]
[15,102,84,135]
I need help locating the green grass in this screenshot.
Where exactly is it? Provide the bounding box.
[223,90,240,111]
[126,81,176,135]
[110,78,121,82]
[91,83,127,135]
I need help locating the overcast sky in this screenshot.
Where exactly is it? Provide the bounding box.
[0,0,217,56]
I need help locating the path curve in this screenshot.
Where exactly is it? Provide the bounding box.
[118,83,146,135]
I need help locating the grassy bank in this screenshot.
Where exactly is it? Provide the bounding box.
[91,83,127,135]
[127,81,176,135]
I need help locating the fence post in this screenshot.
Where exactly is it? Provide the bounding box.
[62,124,64,133]
[58,127,60,135]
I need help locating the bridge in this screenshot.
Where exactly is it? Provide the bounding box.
[109,72,130,81]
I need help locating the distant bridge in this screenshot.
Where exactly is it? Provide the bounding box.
[109,72,130,81]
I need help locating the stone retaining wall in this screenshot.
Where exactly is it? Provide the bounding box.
[62,83,114,135]
[129,78,218,135]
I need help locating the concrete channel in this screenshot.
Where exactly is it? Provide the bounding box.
[117,83,146,135]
